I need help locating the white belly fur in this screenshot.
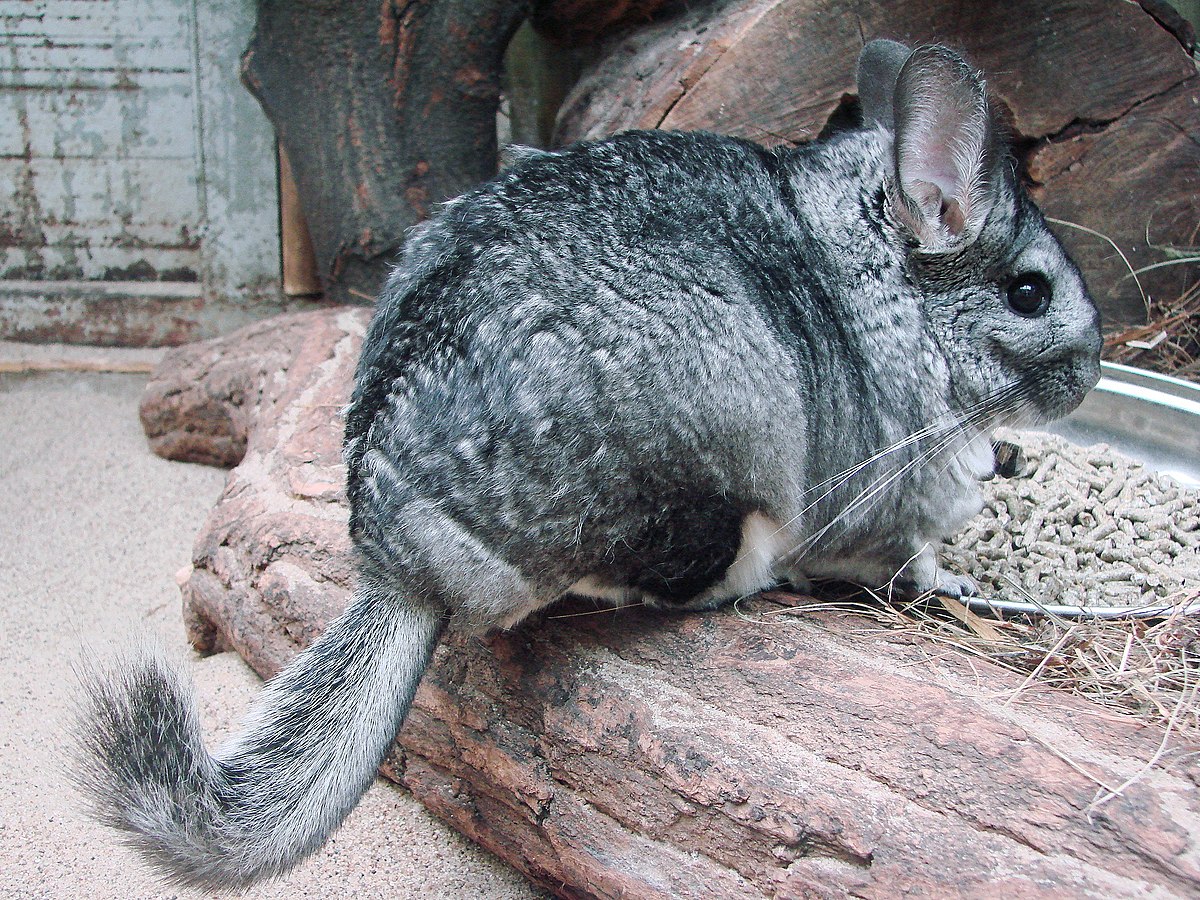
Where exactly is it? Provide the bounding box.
[699,511,787,603]
[567,512,787,607]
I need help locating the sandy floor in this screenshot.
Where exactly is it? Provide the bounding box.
[0,369,543,899]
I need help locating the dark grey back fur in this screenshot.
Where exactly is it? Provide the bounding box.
[77,41,1102,889]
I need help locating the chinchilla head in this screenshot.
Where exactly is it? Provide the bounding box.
[857,40,1102,428]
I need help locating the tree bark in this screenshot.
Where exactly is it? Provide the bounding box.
[142,309,1200,899]
[241,0,532,305]
[530,0,680,46]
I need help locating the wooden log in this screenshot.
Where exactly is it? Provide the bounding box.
[142,309,1200,898]
[554,0,1200,327]
[1026,80,1200,329]
[239,0,693,304]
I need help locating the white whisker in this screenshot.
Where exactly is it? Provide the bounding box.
[879,540,935,600]
[778,381,1026,571]
[787,425,958,562]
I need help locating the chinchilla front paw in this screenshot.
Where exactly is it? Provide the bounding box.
[932,568,979,600]
[883,548,978,600]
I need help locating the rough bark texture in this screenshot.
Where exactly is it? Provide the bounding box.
[531,0,682,46]
[143,308,1200,899]
[554,0,1200,327]
[241,0,532,306]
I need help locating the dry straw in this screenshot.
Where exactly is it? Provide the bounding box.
[1105,275,1200,378]
[1048,214,1200,379]
[755,585,1200,743]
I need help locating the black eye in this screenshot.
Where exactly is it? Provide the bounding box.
[1006,273,1052,318]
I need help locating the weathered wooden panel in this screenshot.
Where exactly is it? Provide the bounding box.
[0,0,286,345]
[0,0,202,282]
[191,0,284,300]
[0,279,204,345]
[6,74,197,160]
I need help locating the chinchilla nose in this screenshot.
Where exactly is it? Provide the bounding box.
[1066,304,1103,403]
[1078,346,1101,392]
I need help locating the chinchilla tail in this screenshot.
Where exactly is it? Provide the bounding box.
[75,583,445,890]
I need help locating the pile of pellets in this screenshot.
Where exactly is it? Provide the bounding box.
[944,430,1200,609]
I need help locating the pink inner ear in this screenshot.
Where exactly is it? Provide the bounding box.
[909,112,973,202]
[892,47,995,248]
[916,159,961,198]
[941,197,965,235]
[906,179,944,221]
[899,177,967,242]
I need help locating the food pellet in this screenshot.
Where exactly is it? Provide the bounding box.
[943,430,1199,609]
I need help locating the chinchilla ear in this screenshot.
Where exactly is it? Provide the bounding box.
[856,39,911,129]
[889,45,1000,252]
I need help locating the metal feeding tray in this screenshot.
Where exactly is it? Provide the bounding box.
[963,362,1200,620]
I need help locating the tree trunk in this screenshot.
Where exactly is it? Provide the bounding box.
[240,0,532,305]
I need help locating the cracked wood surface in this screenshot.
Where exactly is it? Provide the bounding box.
[555,0,1200,327]
[142,308,1200,898]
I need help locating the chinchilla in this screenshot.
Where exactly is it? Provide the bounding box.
[77,40,1101,889]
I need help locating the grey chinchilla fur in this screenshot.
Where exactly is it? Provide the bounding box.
[76,40,1101,889]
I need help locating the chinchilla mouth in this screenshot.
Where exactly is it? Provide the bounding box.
[1014,358,1101,425]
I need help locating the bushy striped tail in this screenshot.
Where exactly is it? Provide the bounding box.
[76,586,444,890]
